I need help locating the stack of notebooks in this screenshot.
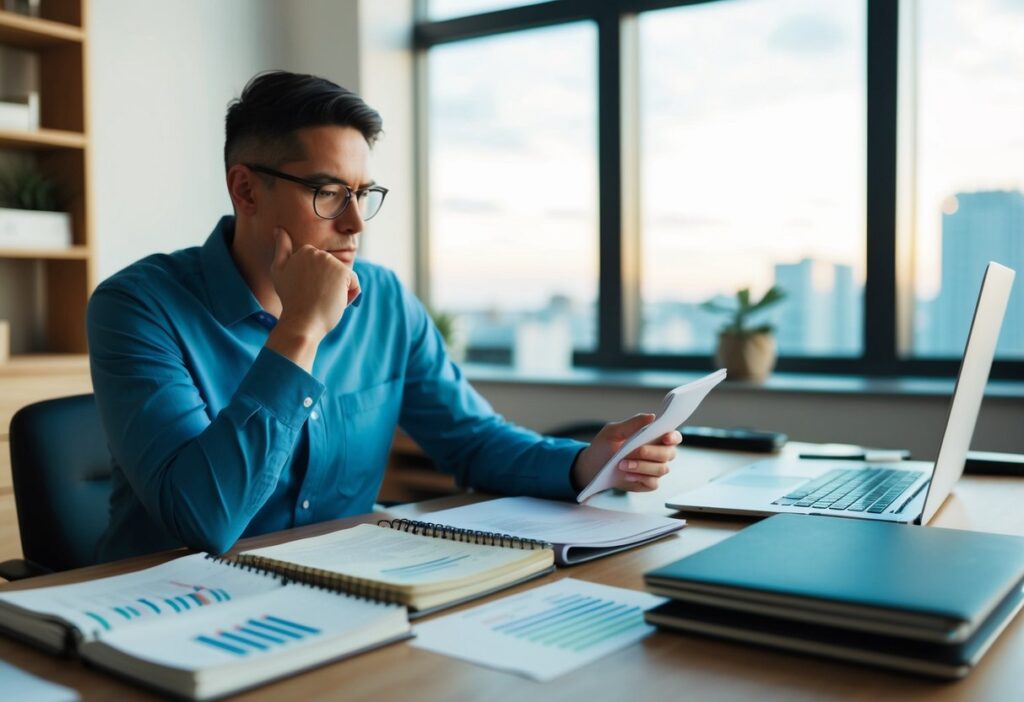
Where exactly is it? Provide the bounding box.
[0,499,681,698]
[643,514,1024,678]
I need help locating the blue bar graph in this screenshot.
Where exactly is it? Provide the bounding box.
[83,582,229,626]
[193,615,323,657]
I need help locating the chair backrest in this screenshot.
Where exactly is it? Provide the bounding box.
[9,393,113,572]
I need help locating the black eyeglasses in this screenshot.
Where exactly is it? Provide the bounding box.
[246,164,389,221]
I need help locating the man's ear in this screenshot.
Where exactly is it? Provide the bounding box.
[226,164,259,215]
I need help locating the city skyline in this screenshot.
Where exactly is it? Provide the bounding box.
[450,186,1022,364]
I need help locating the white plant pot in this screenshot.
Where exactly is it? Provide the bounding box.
[0,207,73,249]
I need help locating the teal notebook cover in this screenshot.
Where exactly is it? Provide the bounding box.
[645,514,1024,628]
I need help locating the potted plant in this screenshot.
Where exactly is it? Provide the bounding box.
[0,167,72,249]
[701,286,786,382]
[429,307,465,362]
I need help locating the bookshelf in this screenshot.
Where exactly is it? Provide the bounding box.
[0,0,91,359]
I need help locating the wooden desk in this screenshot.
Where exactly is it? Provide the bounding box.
[1,444,1022,701]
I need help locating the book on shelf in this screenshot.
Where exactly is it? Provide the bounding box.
[418,496,686,565]
[0,553,410,700]
[235,520,556,615]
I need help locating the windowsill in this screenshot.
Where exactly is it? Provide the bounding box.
[461,363,1024,399]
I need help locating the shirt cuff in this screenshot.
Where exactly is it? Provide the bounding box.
[235,347,326,430]
[534,440,589,500]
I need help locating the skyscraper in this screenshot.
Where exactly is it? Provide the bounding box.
[773,258,859,355]
[932,190,1024,356]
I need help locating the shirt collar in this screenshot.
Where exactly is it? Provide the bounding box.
[200,216,264,327]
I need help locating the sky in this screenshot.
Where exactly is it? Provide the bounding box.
[425,0,1024,311]
[912,0,1024,297]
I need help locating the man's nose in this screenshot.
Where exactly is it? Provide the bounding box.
[334,201,364,234]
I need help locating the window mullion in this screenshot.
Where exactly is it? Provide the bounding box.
[597,7,626,359]
[865,0,900,372]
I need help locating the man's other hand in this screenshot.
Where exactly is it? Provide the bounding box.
[571,414,682,493]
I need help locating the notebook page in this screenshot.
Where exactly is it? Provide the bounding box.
[422,497,683,547]
[85,585,407,674]
[241,524,546,587]
[0,554,282,641]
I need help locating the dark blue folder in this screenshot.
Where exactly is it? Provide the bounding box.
[645,514,1024,643]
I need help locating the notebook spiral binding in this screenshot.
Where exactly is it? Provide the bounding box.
[203,553,398,607]
[378,518,553,551]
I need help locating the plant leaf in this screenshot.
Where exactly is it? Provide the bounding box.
[736,288,751,310]
[699,300,735,315]
[751,286,786,312]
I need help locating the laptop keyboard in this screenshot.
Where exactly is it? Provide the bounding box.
[772,467,924,514]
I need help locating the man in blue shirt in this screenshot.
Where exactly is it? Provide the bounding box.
[88,71,681,562]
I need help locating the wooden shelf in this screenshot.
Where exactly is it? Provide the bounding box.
[0,1,91,355]
[0,127,87,150]
[0,245,89,260]
[0,10,83,48]
[0,352,89,377]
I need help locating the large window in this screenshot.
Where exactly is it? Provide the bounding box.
[416,0,1024,378]
[637,0,865,357]
[900,0,1024,359]
[426,24,598,372]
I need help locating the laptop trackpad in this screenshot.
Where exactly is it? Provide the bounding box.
[719,473,805,490]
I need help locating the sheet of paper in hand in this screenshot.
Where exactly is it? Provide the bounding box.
[576,368,727,503]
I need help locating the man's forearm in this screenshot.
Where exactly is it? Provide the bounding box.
[264,317,322,372]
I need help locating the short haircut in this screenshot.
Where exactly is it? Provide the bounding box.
[224,71,383,171]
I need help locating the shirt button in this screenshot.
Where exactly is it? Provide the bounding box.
[302,397,313,408]
[302,500,310,510]
[310,410,319,421]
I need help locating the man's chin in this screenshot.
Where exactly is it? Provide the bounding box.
[330,250,357,265]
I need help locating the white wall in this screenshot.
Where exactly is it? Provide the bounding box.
[355,0,417,286]
[89,0,415,284]
[90,0,287,279]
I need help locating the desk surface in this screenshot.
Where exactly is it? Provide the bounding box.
[2,444,1022,701]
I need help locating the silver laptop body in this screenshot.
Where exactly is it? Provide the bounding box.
[666,262,1015,525]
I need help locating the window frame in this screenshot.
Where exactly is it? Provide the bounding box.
[414,0,1024,380]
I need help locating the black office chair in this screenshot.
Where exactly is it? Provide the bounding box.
[0,394,113,581]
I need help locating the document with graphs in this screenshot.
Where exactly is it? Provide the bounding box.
[0,553,409,700]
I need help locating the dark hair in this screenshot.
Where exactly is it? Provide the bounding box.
[224,71,383,170]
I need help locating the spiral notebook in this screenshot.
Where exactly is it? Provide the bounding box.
[0,553,410,700]
[235,520,556,616]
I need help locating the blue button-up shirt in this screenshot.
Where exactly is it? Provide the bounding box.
[88,216,584,562]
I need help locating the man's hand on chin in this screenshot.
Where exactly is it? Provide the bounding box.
[265,226,360,371]
[571,414,682,493]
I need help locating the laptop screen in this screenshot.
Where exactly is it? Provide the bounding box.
[920,262,1015,524]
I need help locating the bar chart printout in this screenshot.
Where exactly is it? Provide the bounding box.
[411,579,667,681]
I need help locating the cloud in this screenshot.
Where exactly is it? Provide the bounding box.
[768,14,848,55]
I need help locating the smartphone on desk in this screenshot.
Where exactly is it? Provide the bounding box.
[680,426,787,453]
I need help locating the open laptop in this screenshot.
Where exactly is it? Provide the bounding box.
[666,261,1015,525]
